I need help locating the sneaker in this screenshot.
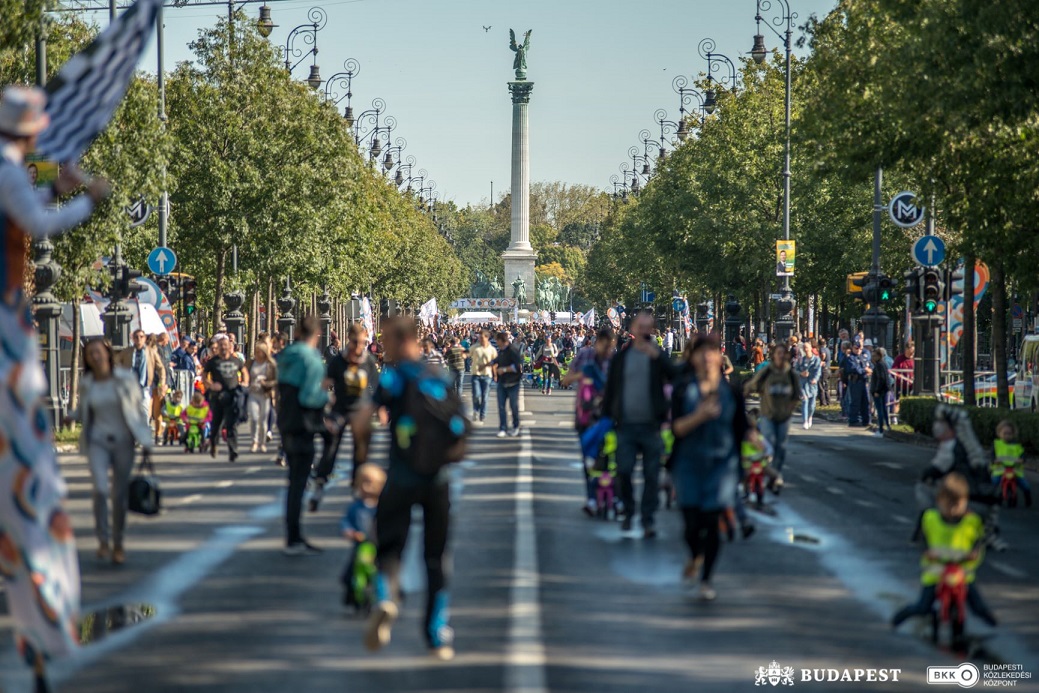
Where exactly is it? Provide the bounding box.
[497,430,507,438]
[250,443,259,453]
[873,430,884,438]
[741,523,756,540]
[697,582,717,602]
[266,430,274,442]
[97,542,110,561]
[364,600,399,652]
[509,428,520,437]
[112,546,125,565]
[803,421,809,430]
[807,417,813,429]
[479,415,485,423]
[643,526,658,540]
[229,451,238,463]
[309,481,325,513]
[430,645,455,661]
[260,445,267,453]
[582,499,596,517]
[283,543,307,557]
[621,516,633,532]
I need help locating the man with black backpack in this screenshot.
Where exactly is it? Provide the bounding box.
[352,318,469,661]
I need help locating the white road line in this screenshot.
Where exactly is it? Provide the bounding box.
[176,494,203,506]
[800,474,818,484]
[891,514,912,524]
[874,462,902,470]
[989,560,1028,579]
[826,486,845,496]
[855,499,877,508]
[216,480,234,488]
[504,429,547,693]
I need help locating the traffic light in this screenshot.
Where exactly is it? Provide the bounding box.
[877,275,895,303]
[944,265,964,302]
[120,266,143,298]
[549,311,556,323]
[182,277,197,315]
[696,302,709,318]
[156,275,181,302]
[922,268,944,314]
[851,273,872,303]
[903,267,922,312]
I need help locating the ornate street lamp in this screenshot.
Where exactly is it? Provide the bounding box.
[653,108,683,156]
[639,128,664,167]
[671,75,706,140]
[257,4,276,37]
[284,7,326,89]
[751,0,798,340]
[698,37,738,115]
[324,58,360,125]
[353,97,385,146]
[383,136,407,173]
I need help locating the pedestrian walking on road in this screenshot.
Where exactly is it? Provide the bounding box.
[469,330,498,424]
[421,337,446,370]
[796,342,821,430]
[493,331,524,437]
[353,318,465,661]
[246,344,277,453]
[535,335,561,394]
[743,344,800,473]
[311,322,380,510]
[563,327,615,515]
[601,310,679,537]
[446,336,468,397]
[816,338,831,406]
[670,334,748,601]
[276,316,329,555]
[70,338,154,566]
[203,334,249,462]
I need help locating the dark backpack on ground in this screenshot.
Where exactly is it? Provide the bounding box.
[399,367,472,475]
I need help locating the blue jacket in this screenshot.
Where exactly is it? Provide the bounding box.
[276,342,328,436]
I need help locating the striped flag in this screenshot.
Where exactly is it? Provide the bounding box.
[36,0,161,162]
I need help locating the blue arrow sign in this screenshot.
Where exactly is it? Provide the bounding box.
[912,235,945,267]
[147,246,177,275]
[673,298,686,313]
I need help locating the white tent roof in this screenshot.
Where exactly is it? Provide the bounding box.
[452,311,501,323]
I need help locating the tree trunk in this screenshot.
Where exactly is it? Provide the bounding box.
[212,248,226,336]
[962,253,976,407]
[991,258,1009,408]
[68,296,81,421]
[248,286,259,354]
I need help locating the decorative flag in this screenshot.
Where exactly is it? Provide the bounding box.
[582,308,596,327]
[360,297,374,338]
[418,298,438,327]
[606,307,620,329]
[36,0,162,162]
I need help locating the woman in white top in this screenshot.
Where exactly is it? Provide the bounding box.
[536,335,561,395]
[69,338,153,565]
[245,344,278,453]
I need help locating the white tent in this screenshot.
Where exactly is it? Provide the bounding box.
[451,311,501,324]
[59,302,104,340]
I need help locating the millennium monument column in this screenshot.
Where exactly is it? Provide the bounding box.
[502,29,537,308]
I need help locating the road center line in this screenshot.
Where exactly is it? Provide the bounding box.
[504,429,547,693]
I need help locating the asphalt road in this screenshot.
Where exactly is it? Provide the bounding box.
[1,384,1037,693]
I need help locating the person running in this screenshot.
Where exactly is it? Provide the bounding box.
[311,322,380,511]
[743,344,800,475]
[276,316,329,555]
[670,334,748,600]
[601,310,679,537]
[0,84,111,687]
[469,330,497,424]
[203,334,249,462]
[353,318,462,661]
[563,327,615,515]
[493,331,524,437]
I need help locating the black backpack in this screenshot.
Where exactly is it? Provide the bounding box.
[398,367,472,475]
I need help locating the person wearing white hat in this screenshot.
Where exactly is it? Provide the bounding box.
[0,85,111,681]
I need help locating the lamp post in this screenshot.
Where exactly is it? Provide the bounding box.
[627,146,653,185]
[671,75,705,141]
[323,57,360,124]
[276,277,296,343]
[362,115,396,163]
[638,128,665,167]
[382,136,407,175]
[283,6,325,88]
[698,38,738,116]
[653,109,683,157]
[353,98,386,147]
[316,283,332,351]
[751,0,798,342]
[609,173,628,201]
[395,154,417,189]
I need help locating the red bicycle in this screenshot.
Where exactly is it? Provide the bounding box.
[932,562,968,650]
[744,461,767,508]
[999,467,1019,508]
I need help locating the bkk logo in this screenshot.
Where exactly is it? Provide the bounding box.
[755,662,903,686]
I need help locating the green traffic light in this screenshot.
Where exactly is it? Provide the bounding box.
[880,290,891,301]
[924,300,938,313]
[185,306,196,315]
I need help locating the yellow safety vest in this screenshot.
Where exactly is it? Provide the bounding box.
[920,509,983,586]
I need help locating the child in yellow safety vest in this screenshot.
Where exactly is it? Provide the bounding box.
[991,420,1032,507]
[891,472,997,628]
[161,390,186,445]
[182,392,212,453]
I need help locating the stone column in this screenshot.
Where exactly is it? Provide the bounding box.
[222,290,246,347]
[276,278,296,343]
[32,238,63,426]
[317,284,332,351]
[502,80,537,308]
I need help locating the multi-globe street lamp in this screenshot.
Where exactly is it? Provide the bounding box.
[323,57,360,125]
[653,109,685,158]
[698,37,738,115]
[751,0,799,340]
[283,6,326,88]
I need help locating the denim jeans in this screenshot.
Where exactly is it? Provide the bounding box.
[471,375,492,420]
[497,382,520,431]
[873,393,889,431]
[615,422,663,528]
[759,417,790,472]
[450,369,464,397]
[802,395,817,423]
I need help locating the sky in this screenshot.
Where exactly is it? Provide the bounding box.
[83,0,837,207]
